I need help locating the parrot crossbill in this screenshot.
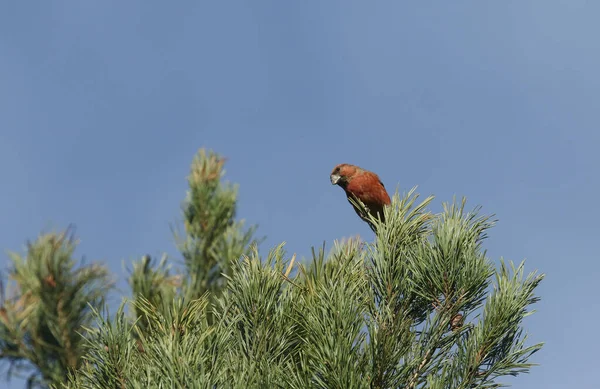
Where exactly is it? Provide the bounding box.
[330,163,391,232]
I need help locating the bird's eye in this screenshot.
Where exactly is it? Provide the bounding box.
[334,167,341,173]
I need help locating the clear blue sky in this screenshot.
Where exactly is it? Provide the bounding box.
[1,1,597,388]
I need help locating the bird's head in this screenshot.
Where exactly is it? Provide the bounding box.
[330,163,359,187]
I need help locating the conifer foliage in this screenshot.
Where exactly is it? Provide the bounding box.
[0,229,112,388]
[0,149,544,388]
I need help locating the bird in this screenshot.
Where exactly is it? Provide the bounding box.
[330,163,391,232]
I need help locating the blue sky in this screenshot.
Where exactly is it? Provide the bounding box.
[1,1,597,387]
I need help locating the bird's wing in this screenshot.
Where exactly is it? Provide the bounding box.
[346,173,391,205]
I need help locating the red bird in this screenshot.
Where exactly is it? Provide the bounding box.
[330,163,391,232]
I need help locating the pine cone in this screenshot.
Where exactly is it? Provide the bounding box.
[450,313,464,331]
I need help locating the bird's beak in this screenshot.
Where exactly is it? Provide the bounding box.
[330,174,341,185]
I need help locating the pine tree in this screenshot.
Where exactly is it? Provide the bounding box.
[0,148,544,388]
[128,149,261,333]
[0,228,112,388]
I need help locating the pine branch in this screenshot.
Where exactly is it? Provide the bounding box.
[0,227,113,388]
[173,149,263,306]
